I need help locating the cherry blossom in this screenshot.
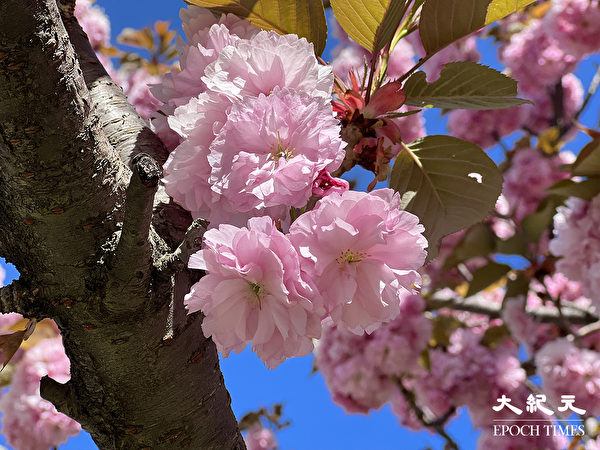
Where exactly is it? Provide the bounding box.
[74,0,111,51]
[550,195,600,308]
[245,424,278,450]
[499,19,578,94]
[536,338,600,416]
[184,216,322,368]
[0,337,81,450]
[545,0,600,58]
[289,189,427,334]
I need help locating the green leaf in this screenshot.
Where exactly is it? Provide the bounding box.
[443,224,496,269]
[419,348,431,371]
[430,315,463,347]
[572,139,600,177]
[419,0,536,55]
[330,0,393,52]
[547,178,600,201]
[521,195,562,242]
[496,233,528,256]
[466,262,511,297]
[480,324,511,349]
[385,109,422,119]
[373,0,408,54]
[390,135,503,259]
[403,62,530,110]
[504,272,531,300]
[186,0,327,55]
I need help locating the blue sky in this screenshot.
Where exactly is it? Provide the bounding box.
[1,1,600,449]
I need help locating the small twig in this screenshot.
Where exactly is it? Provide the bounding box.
[573,320,600,339]
[551,78,565,130]
[108,154,161,308]
[396,379,459,450]
[560,64,600,138]
[155,218,209,274]
[426,294,599,325]
[553,296,576,337]
[396,56,429,84]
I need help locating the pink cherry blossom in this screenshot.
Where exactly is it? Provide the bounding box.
[150,7,258,149]
[119,68,161,120]
[0,312,22,330]
[525,73,584,136]
[544,272,584,302]
[314,296,431,415]
[180,6,258,46]
[491,195,516,239]
[387,39,417,79]
[545,0,600,58]
[536,338,600,416]
[499,19,578,94]
[411,327,525,428]
[203,30,333,101]
[208,88,344,212]
[312,169,349,198]
[245,424,278,450]
[502,295,557,355]
[364,294,432,376]
[388,389,428,431]
[162,93,230,221]
[314,323,395,414]
[184,216,322,368]
[0,337,81,450]
[447,106,526,150]
[74,0,111,51]
[503,148,572,221]
[289,189,427,334]
[550,195,600,308]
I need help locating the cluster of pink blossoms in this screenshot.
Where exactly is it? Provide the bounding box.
[74,0,160,120]
[244,424,278,450]
[185,189,427,367]
[536,338,600,417]
[74,0,110,51]
[0,334,81,449]
[550,195,600,309]
[499,18,578,95]
[503,148,573,221]
[314,294,431,414]
[151,7,428,368]
[545,0,600,58]
[447,2,590,150]
[154,7,345,226]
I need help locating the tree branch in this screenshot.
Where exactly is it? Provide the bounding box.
[60,7,168,166]
[0,0,124,293]
[108,153,161,310]
[426,294,599,325]
[396,379,459,450]
[0,1,244,448]
[155,218,209,275]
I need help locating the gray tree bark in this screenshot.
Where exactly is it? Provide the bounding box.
[0,0,245,448]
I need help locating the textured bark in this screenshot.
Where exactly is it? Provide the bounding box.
[0,0,244,448]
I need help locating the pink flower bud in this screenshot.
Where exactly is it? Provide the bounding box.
[312,169,349,197]
[363,82,406,118]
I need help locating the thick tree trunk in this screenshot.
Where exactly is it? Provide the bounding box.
[0,0,245,448]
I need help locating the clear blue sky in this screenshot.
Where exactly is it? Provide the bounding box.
[1,1,600,449]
